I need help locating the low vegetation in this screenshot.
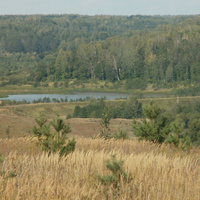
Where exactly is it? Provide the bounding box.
[0,96,91,107]
[73,96,143,119]
[133,101,192,151]
[1,96,200,199]
[2,13,200,199]
[32,115,76,156]
[1,137,200,199]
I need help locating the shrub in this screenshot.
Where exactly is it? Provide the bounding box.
[72,96,143,119]
[99,107,111,139]
[54,81,58,88]
[113,129,129,140]
[66,114,72,119]
[133,101,192,150]
[133,101,171,144]
[126,78,147,90]
[165,119,191,150]
[98,155,130,189]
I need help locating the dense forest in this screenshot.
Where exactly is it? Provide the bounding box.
[1,14,200,89]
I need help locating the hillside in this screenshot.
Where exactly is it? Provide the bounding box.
[1,137,200,199]
[1,14,200,200]
[0,93,200,199]
[1,15,200,90]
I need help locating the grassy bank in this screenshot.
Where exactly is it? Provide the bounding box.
[0,80,173,96]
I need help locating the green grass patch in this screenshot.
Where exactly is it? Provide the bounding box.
[0,80,174,97]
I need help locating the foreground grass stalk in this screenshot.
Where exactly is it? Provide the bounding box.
[0,137,200,199]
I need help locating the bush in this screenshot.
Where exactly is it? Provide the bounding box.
[73,98,106,118]
[126,78,147,90]
[72,96,143,119]
[54,81,58,88]
[99,107,111,139]
[173,86,200,96]
[0,99,30,106]
[188,118,200,146]
[98,155,128,188]
[133,102,171,144]
[133,101,192,150]
[113,129,129,140]
[66,114,72,119]
[165,119,191,150]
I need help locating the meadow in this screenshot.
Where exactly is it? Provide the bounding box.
[1,137,200,199]
[1,95,200,138]
[1,13,200,199]
[1,97,200,199]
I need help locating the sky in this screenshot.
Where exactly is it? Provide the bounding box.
[0,0,200,16]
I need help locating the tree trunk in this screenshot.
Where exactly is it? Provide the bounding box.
[113,56,120,81]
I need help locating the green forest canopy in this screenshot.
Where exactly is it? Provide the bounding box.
[1,14,200,88]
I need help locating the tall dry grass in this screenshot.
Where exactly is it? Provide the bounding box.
[1,137,200,199]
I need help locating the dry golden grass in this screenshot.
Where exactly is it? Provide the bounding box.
[1,137,200,200]
[2,96,200,138]
[0,104,133,138]
[1,101,200,199]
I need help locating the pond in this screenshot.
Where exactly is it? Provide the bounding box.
[0,91,170,103]
[0,91,132,103]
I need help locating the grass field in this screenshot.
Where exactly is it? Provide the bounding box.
[1,137,200,199]
[0,101,133,138]
[1,99,200,199]
[1,95,200,138]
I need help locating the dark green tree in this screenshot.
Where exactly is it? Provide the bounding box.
[99,107,111,139]
[133,102,170,144]
[98,155,128,188]
[32,115,75,156]
[188,118,200,146]
[165,119,191,150]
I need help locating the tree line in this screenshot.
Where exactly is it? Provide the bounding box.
[72,97,143,119]
[1,14,200,88]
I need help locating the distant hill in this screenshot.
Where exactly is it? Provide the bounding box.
[0,14,200,88]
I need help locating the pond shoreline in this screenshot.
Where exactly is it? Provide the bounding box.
[0,92,131,103]
[0,90,171,103]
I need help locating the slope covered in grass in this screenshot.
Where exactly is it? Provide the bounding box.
[0,137,200,199]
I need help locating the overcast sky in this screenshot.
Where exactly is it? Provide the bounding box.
[0,0,199,16]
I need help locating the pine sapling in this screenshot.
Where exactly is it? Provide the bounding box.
[32,115,75,156]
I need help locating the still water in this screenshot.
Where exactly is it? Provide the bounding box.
[0,91,132,102]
